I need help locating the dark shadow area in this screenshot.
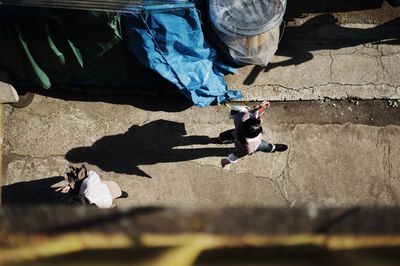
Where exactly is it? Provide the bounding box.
[314,207,361,233]
[195,246,400,266]
[9,245,400,266]
[15,247,171,266]
[197,246,334,266]
[43,207,163,234]
[4,207,400,265]
[284,0,384,21]
[1,176,70,205]
[244,14,400,85]
[264,100,400,127]
[65,119,233,178]
[31,87,193,112]
[4,207,400,235]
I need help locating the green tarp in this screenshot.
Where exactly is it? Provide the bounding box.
[0,8,167,89]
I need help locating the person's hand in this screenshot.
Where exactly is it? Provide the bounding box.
[221,158,230,169]
[262,100,271,108]
[256,101,270,117]
[55,185,71,193]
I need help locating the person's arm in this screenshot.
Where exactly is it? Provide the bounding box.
[54,171,76,194]
[223,110,253,169]
[55,178,84,194]
[249,100,270,120]
[221,139,252,169]
[55,185,72,193]
[221,153,241,169]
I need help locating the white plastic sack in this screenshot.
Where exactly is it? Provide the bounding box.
[209,0,286,66]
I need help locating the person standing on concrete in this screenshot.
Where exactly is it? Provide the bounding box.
[219,101,288,169]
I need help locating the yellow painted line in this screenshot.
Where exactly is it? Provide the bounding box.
[140,233,400,250]
[0,233,132,265]
[2,233,400,265]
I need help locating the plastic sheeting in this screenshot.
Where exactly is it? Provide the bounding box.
[209,0,286,66]
[1,0,192,13]
[121,2,243,107]
[0,8,167,90]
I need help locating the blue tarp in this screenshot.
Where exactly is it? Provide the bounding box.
[121,2,243,107]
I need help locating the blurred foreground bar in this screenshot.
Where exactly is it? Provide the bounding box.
[1,207,400,266]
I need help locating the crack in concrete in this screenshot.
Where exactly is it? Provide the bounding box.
[252,172,275,183]
[275,168,290,206]
[312,42,390,57]
[247,82,399,97]
[380,52,400,57]
[378,128,393,181]
[247,84,303,92]
[378,44,387,82]
[246,172,275,183]
[194,156,277,183]
[330,46,363,56]
[271,130,294,207]
[332,47,380,57]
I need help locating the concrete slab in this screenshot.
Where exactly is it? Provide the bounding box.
[227,42,400,101]
[226,4,400,101]
[285,124,400,207]
[3,95,400,208]
[2,3,400,208]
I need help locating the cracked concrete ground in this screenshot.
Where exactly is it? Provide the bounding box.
[230,3,400,101]
[1,3,400,209]
[2,95,400,208]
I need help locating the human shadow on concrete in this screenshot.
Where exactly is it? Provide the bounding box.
[2,176,70,205]
[284,0,384,21]
[65,119,233,178]
[243,14,400,85]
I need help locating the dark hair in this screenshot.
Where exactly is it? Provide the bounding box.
[242,118,262,139]
[70,194,90,206]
